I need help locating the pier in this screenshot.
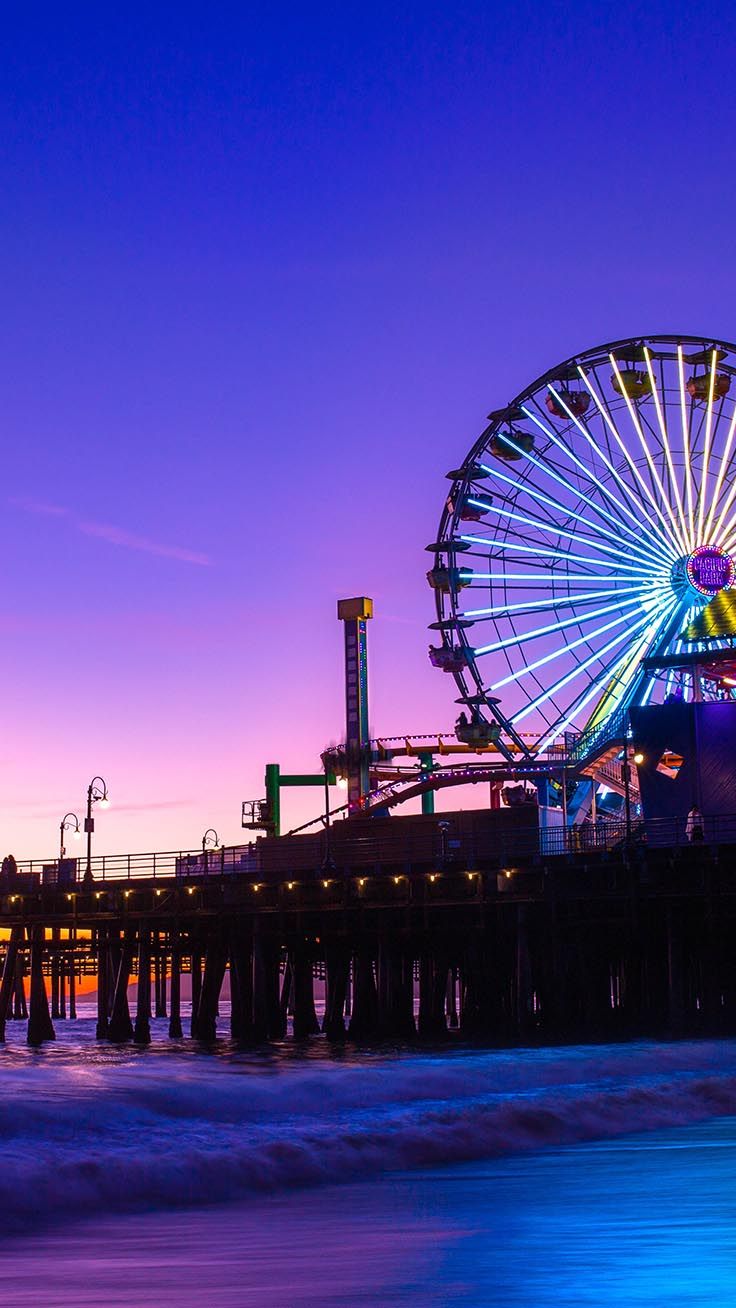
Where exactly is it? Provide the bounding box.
[3,807,736,1048]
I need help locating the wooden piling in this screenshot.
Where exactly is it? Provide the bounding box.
[189,948,202,1038]
[348,949,379,1039]
[0,928,23,1041]
[27,925,55,1046]
[108,928,135,1042]
[229,929,255,1042]
[323,945,350,1041]
[133,925,152,1045]
[95,926,109,1039]
[51,927,61,1019]
[192,933,227,1042]
[169,937,183,1038]
[12,950,28,1020]
[155,947,167,1018]
[68,927,77,1019]
[253,934,285,1040]
[291,947,320,1040]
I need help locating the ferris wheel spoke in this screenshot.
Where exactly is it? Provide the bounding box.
[465,572,658,585]
[608,355,689,556]
[488,606,662,692]
[705,404,736,543]
[521,402,667,553]
[695,349,720,545]
[480,437,664,564]
[535,599,678,753]
[527,392,671,556]
[643,347,690,549]
[676,345,697,548]
[580,366,684,558]
[462,582,667,620]
[510,601,674,727]
[459,533,662,576]
[467,499,669,566]
[477,463,659,567]
[472,593,662,656]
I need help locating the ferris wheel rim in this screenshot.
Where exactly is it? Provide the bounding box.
[432,332,736,759]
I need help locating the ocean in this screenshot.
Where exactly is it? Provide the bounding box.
[2,1011,736,1305]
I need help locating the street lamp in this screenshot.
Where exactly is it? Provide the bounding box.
[59,813,81,875]
[83,777,109,887]
[202,828,220,873]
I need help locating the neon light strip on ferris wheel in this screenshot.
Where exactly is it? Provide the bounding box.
[520,404,667,554]
[463,573,659,585]
[466,499,667,565]
[578,366,684,558]
[488,608,660,692]
[697,349,719,546]
[511,599,677,726]
[537,383,671,552]
[462,581,669,619]
[535,601,679,753]
[477,463,660,567]
[458,534,664,576]
[704,399,736,545]
[677,345,697,551]
[472,594,662,656]
[482,431,673,561]
[609,354,690,557]
[643,346,689,551]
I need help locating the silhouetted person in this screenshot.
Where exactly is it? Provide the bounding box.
[1,855,17,888]
[686,807,704,843]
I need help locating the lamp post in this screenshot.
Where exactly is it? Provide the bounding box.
[83,777,109,887]
[202,828,220,874]
[59,813,81,878]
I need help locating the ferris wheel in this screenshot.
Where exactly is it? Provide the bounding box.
[429,334,736,760]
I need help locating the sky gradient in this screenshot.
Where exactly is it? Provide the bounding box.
[3,1,736,857]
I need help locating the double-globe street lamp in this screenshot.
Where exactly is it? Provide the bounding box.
[59,812,81,872]
[202,828,221,874]
[83,776,110,887]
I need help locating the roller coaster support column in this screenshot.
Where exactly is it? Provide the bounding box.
[419,753,436,815]
[337,597,373,814]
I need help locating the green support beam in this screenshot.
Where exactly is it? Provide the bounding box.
[264,763,337,837]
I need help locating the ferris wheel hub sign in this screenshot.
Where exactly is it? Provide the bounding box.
[686,546,735,596]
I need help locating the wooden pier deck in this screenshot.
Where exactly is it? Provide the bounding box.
[2,807,736,1048]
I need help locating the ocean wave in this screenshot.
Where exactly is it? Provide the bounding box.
[2,1038,736,1230]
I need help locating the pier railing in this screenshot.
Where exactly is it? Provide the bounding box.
[7,811,736,892]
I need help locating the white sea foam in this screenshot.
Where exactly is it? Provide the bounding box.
[2,1033,736,1231]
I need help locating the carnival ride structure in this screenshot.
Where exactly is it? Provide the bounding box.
[430,334,736,772]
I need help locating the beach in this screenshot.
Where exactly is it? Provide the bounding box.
[2,1017,736,1304]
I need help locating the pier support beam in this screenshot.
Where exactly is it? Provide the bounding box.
[108,929,135,1042]
[95,927,109,1039]
[189,948,202,1038]
[418,949,449,1038]
[291,947,320,1040]
[253,934,285,1040]
[169,937,183,1038]
[348,949,378,1039]
[27,925,55,1046]
[0,928,23,1041]
[134,926,152,1045]
[68,927,77,1019]
[229,930,255,1042]
[192,933,227,1042]
[377,940,415,1039]
[323,945,350,1041]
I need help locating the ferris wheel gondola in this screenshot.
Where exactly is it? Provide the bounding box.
[430,334,736,759]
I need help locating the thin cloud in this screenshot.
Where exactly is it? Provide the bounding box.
[11,498,211,567]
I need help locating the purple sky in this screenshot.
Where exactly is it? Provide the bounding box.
[3,2,736,857]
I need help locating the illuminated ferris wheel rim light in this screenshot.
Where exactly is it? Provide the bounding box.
[432,333,736,757]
